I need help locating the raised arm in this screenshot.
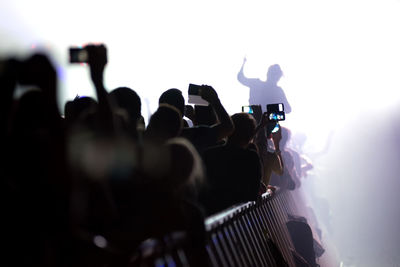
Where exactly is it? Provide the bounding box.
[86,44,116,132]
[237,57,257,87]
[200,85,234,141]
[270,128,284,175]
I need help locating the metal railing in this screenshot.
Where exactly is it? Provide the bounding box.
[204,190,299,267]
[131,189,305,267]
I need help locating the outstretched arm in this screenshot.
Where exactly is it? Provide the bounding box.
[200,85,234,141]
[86,44,116,132]
[270,128,284,175]
[237,57,257,87]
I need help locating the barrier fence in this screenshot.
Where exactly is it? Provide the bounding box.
[204,190,300,267]
[130,189,314,267]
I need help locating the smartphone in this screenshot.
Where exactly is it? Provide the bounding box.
[188,83,202,95]
[69,47,88,63]
[271,122,280,133]
[267,103,285,121]
[242,105,254,114]
[188,84,208,106]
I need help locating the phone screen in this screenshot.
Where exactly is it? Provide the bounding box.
[271,122,280,133]
[69,48,88,63]
[242,106,253,114]
[269,112,285,121]
[188,84,201,95]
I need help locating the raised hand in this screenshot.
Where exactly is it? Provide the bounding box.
[86,44,107,88]
[199,85,219,105]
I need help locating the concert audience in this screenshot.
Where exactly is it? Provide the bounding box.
[159,85,234,154]
[0,44,318,266]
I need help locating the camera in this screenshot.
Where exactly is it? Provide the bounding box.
[69,47,88,63]
[267,103,285,121]
[242,105,254,114]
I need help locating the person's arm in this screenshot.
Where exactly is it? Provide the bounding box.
[86,44,116,132]
[270,128,284,175]
[200,85,234,141]
[301,155,314,177]
[254,111,268,134]
[237,57,257,87]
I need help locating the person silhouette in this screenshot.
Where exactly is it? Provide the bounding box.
[237,57,292,113]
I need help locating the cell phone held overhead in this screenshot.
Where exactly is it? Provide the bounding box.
[267,103,285,121]
[69,44,107,64]
[188,83,209,106]
[242,105,254,114]
[69,47,88,63]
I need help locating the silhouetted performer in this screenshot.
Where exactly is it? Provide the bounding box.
[237,57,292,113]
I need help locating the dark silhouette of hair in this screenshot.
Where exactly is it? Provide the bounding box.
[109,87,142,123]
[64,96,97,125]
[228,112,256,146]
[145,104,183,143]
[158,88,185,117]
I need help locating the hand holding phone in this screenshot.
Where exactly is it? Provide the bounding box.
[69,47,88,63]
[69,44,107,65]
[187,84,221,106]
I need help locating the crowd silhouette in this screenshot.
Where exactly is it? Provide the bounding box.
[0,45,322,267]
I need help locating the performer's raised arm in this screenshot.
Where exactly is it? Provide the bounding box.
[237,57,257,87]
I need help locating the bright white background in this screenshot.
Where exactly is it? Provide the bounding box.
[1,0,400,266]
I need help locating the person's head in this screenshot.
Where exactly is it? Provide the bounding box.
[228,112,256,148]
[165,137,204,192]
[145,104,183,143]
[64,96,98,125]
[109,87,142,124]
[158,88,185,118]
[266,64,283,84]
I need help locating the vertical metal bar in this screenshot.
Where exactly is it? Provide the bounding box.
[210,232,229,267]
[205,243,220,267]
[216,227,236,267]
[244,207,269,266]
[221,223,243,267]
[250,204,275,266]
[227,222,249,267]
[269,194,296,267]
[265,198,294,265]
[233,215,257,266]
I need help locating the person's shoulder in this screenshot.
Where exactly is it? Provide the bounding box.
[204,143,226,155]
[240,147,260,162]
[182,125,212,134]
